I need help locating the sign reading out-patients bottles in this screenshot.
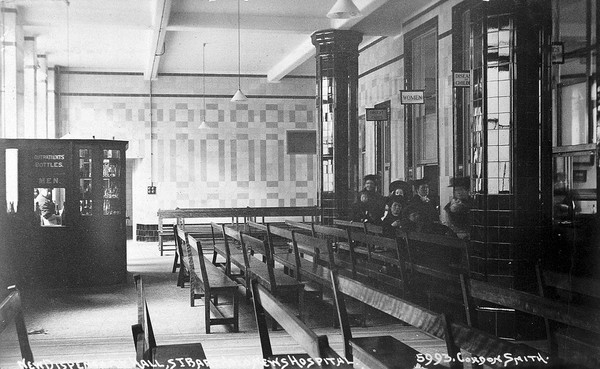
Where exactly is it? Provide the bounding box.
[400,90,425,104]
[32,150,68,186]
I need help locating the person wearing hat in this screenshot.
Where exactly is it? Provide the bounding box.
[352,174,386,224]
[444,176,472,237]
[408,177,439,223]
[387,180,412,205]
[381,197,410,237]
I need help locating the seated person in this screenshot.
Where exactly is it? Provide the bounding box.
[408,178,439,223]
[381,198,410,237]
[354,174,385,224]
[351,191,383,224]
[386,180,412,208]
[444,176,472,236]
[403,204,457,238]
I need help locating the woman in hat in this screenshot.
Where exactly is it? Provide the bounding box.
[387,180,412,205]
[408,177,439,223]
[381,197,410,237]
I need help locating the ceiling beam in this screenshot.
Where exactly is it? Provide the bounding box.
[144,0,172,80]
[266,0,390,82]
[167,12,328,34]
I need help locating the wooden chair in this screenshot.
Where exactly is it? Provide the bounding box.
[1,286,86,368]
[187,234,239,333]
[251,279,352,369]
[131,274,209,367]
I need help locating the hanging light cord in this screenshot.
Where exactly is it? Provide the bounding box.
[237,0,241,89]
[203,43,206,122]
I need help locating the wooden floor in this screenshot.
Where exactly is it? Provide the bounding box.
[0,240,449,369]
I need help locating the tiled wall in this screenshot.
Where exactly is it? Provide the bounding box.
[59,72,318,225]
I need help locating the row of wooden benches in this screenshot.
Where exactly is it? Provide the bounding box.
[168,218,600,368]
[2,264,598,369]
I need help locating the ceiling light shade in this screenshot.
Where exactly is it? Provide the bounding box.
[327,0,361,19]
[231,88,247,101]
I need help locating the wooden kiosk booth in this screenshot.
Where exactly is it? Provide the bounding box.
[0,139,128,289]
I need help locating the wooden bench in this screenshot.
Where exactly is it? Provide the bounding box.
[263,223,334,297]
[400,231,470,311]
[251,279,352,369]
[158,207,319,255]
[1,286,88,368]
[462,273,600,368]
[175,225,200,301]
[187,234,239,333]
[346,229,407,296]
[209,222,242,275]
[330,271,553,369]
[131,274,209,367]
[222,225,305,316]
[330,270,448,369]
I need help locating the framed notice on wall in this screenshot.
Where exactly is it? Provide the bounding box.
[287,130,317,154]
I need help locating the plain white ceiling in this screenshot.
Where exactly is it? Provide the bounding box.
[12,0,426,79]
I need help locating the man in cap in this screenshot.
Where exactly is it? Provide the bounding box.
[444,176,472,237]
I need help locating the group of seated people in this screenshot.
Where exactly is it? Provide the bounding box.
[350,174,472,238]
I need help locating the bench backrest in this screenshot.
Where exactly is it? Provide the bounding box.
[133,274,157,360]
[251,280,350,367]
[364,222,384,235]
[210,222,224,246]
[348,229,403,268]
[333,219,365,231]
[403,231,470,273]
[330,270,446,360]
[292,231,334,269]
[538,266,600,300]
[312,224,348,240]
[0,286,34,363]
[241,233,277,291]
[284,220,315,236]
[462,275,600,335]
[187,234,211,295]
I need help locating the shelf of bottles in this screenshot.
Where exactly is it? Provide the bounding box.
[102,149,122,215]
[78,148,93,216]
[321,76,334,192]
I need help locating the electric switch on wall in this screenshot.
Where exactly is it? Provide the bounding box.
[147,185,156,195]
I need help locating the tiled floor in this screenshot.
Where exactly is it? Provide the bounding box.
[0,240,448,369]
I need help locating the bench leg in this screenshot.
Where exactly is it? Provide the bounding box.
[171,252,179,273]
[233,292,239,332]
[213,294,219,306]
[177,266,186,287]
[298,287,305,323]
[205,298,211,334]
[212,250,218,265]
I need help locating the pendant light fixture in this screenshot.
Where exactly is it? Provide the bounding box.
[327,0,361,19]
[231,0,247,101]
[199,43,208,129]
